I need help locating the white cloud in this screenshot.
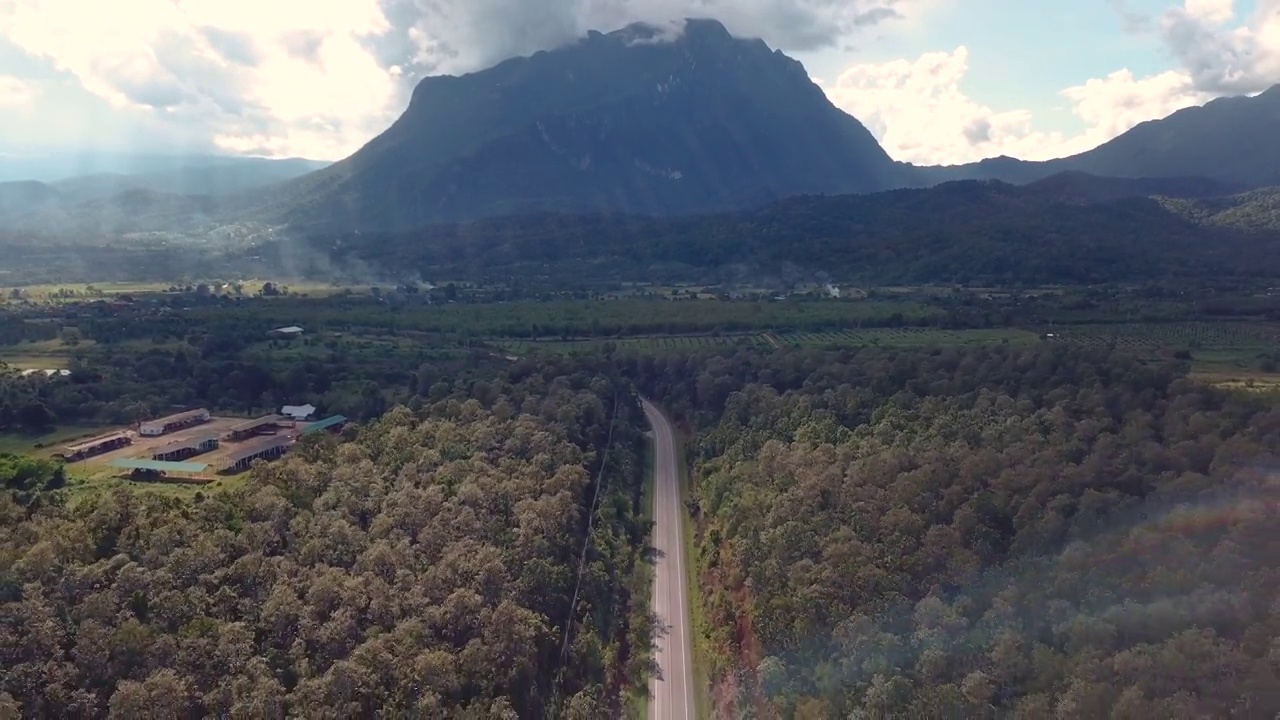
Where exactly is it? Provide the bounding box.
[1058,68,1208,141]
[1184,0,1235,24]
[1,0,1274,165]
[0,75,38,106]
[1160,0,1280,93]
[818,47,1209,165]
[0,0,914,159]
[0,0,402,159]
[397,0,912,75]
[820,0,1280,166]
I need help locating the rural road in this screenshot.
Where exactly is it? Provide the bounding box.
[643,399,696,720]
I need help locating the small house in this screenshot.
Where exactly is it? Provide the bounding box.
[281,404,317,421]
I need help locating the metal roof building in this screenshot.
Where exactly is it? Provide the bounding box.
[59,431,132,460]
[111,458,209,474]
[140,408,211,437]
[226,414,284,439]
[152,433,219,462]
[222,435,292,472]
[301,415,348,435]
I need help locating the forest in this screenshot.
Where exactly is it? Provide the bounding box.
[1,358,654,717]
[1,284,1277,718]
[630,346,1278,718]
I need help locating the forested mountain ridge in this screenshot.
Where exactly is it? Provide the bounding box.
[1,364,654,717]
[1160,186,1280,234]
[631,346,1279,717]
[292,176,1280,285]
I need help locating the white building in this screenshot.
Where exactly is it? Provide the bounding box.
[281,404,317,421]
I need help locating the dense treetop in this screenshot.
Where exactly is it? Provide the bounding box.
[631,346,1279,718]
[1,364,652,718]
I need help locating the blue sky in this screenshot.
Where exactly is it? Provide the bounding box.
[0,0,1277,165]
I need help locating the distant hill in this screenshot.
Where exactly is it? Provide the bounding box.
[0,153,327,186]
[269,19,907,230]
[289,178,1280,285]
[1161,187,1280,234]
[0,156,327,236]
[0,181,61,217]
[926,85,1280,189]
[1022,172,1243,204]
[50,158,329,201]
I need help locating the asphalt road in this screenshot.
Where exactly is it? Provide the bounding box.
[643,399,696,720]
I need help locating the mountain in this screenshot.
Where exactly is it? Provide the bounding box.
[928,84,1280,189]
[272,19,907,230]
[268,20,1280,230]
[290,178,1280,285]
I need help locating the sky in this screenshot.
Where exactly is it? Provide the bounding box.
[0,0,1278,166]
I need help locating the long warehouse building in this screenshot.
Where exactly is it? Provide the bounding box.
[152,434,220,463]
[222,435,292,473]
[226,415,284,440]
[140,409,211,437]
[57,432,132,461]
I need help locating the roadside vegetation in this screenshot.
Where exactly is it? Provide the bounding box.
[637,346,1278,717]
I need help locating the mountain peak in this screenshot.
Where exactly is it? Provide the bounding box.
[602,18,733,45]
[280,18,904,229]
[681,18,734,39]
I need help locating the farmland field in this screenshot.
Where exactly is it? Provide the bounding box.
[497,328,1041,355]
[0,425,117,457]
[1043,322,1279,350]
[0,338,96,369]
[498,333,768,355]
[776,328,1040,348]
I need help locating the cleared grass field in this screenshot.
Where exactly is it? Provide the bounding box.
[1,278,366,304]
[498,334,768,355]
[1045,322,1279,350]
[61,468,255,506]
[1046,322,1279,376]
[1191,370,1280,393]
[0,338,94,369]
[0,425,116,456]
